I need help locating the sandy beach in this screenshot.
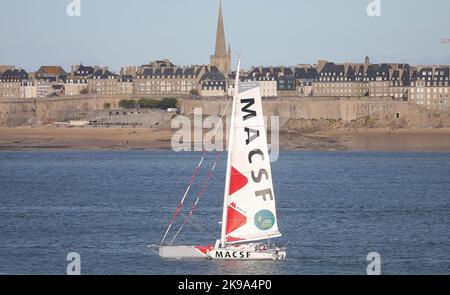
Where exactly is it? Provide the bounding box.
[0,127,173,150]
[1,126,450,152]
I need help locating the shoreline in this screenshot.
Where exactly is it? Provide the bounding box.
[317,128,450,152]
[1,126,450,152]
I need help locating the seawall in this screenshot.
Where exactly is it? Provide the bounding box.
[1,95,449,128]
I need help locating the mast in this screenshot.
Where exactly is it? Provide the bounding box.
[220,54,241,247]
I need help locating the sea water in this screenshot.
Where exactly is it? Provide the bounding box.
[0,151,449,274]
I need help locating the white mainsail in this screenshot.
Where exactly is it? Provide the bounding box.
[221,80,281,245]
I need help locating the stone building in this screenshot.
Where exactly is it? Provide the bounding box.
[0,69,28,99]
[134,61,204,96]
[200,67,227,97]
[245,66,296,97]
[409,67,449,110]
[63,79,88,96]
[246,67,278,98]
[367,63,391,97]
[294,67,318,97]
[389,66,412,100]
[88,69,119,95]
[314,62,345,97]
[249,73,277,98]
[20,80,38,98]
[277,75,297,97]
[36,80,53,98]
[344,65,367,97]
[119,75,134,95]
[313,62,366,97]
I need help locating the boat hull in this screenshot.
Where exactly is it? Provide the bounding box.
[159,245,212,259]
[158,244,286,261]
[208,248,286,261]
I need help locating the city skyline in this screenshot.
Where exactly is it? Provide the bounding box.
[1,0,450,71]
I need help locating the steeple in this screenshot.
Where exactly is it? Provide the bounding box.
[214,1,226,56]
[210,0,231,74]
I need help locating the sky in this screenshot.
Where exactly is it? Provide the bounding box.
[1,0,450,72]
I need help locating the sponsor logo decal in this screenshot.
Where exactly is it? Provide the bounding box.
[215,250,250,259]
[226,206,247,234]
[254,209,275,230]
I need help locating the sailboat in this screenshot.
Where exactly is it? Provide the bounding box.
[159,55,286,260]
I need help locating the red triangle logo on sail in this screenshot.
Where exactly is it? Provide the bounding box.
[229,167,248,196]
[226,206,247,235]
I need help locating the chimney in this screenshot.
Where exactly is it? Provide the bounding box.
[317,60,328,73]
[364,56,370,74]
[344,63,350,75]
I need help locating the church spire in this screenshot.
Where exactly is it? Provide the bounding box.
[214,0,227,56]
[210,0,231,74]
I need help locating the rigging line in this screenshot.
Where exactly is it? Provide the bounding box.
[177,210,218,240]
[169,153,221,244]
[160,93,233,244]
[160,149,207,244]
[211,95,232,144]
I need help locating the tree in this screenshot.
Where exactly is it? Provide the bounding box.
[118,99,127,109]
[80,88,89,95]
[158,97,178,109]
[189,89,200,96]
[118,99,137,109]
[120,98,178,110]
[138,98,158,109]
